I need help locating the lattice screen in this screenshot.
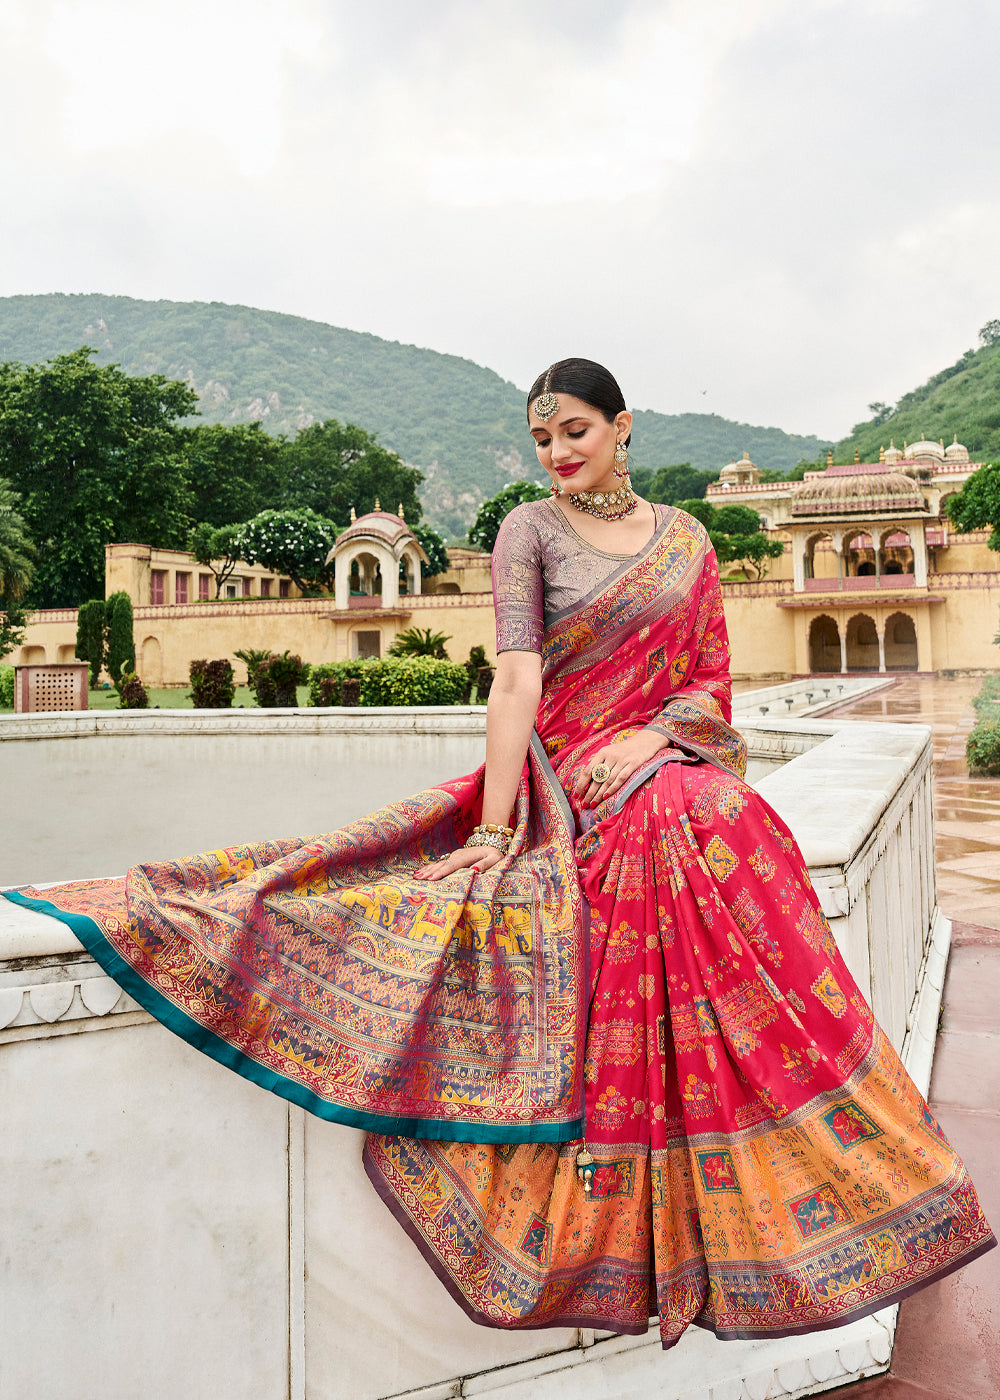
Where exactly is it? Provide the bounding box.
[15,665,88,713]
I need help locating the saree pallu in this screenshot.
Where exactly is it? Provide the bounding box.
[365,514,995,1344]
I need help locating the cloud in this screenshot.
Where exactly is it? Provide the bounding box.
[0,0,999,446]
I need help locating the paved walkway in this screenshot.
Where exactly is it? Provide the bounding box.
[823,677,999,1399]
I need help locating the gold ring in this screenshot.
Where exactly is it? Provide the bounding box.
[591,762,611,784]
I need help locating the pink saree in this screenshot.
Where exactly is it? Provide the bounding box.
[5,505,993,1348]
[363,506,995,1344]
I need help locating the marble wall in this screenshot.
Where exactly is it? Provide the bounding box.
[1,710,943,1399]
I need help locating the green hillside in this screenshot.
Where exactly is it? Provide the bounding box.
[0,294,826,534]
[835,337,1000,464]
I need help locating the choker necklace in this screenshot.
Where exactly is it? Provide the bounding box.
[563,481,638,521]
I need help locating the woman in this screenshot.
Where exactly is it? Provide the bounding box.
[8,360,993,1350]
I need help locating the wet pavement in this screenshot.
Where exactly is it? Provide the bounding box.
[818,676,1000,1398]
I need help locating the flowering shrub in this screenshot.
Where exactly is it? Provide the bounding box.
[237,508,337,594]
[308,657,467,707]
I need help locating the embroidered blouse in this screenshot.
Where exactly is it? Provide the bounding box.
[491,499,670,654]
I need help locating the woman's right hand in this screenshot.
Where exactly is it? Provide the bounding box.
[413,845,504,881]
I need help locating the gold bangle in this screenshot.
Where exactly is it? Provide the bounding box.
[472,822,514,838]
[464,830,510,854]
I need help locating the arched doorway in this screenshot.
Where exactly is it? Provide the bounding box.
[809,615,841,672]
[804,531,837,583]
[884,612,917,670]
[846,614,879,670]
[140,636,163,687]
[879,529,914,577]
[846,532,875,576]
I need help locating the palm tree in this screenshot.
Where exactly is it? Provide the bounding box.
[388,627,451,659]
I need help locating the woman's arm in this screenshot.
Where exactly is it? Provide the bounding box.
[414,649,541,880]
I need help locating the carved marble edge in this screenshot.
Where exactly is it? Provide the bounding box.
[384,1306,896,1397]
[0,707,489,742]
[0,969,149,1043]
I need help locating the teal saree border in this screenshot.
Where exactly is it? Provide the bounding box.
[1,888,584,1145]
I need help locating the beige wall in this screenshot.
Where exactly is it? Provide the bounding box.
[10,593,500,687]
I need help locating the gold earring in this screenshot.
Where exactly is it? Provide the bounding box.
[613,441,629,479]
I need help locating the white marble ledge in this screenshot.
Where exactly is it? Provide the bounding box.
[0,887,86,960]
[754,721,931,870]
[0,706,491,742]
[402,1304,896,1400]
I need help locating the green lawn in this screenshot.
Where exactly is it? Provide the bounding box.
[85,684,312,710]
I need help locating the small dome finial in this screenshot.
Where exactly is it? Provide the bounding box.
[742,451,749,460]
[375,497,381,511]
[879,445,886,462]
[827,449,833,466]
[398,503,405,520]
[854,448,860,463]
[350,506,356,523]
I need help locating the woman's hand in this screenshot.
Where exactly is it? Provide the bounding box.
[574,730,673,808]
[413,845,504,881]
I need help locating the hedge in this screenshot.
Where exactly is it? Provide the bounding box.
[0,665,13,709]
[308,656,468,708]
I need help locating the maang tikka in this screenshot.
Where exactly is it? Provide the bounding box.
[532,366,559,422]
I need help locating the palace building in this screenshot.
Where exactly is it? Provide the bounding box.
[9,441,1000,685]
[713,438,1000,675]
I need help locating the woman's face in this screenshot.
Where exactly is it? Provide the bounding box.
[528,393,632,496]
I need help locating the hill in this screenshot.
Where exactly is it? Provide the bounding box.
[0,294,827,535]
[835,336,1000,464]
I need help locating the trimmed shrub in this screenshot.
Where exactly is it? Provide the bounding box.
[75,599,106,687]
[105,590,136,685]
[967,720,1000,776]
[189,658,235,709]
[118,669,150,709]
[0,664,14,709]
[308,656,467,707]
[966,674,1000,775]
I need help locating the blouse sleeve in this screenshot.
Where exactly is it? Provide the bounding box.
[491,508,545,653]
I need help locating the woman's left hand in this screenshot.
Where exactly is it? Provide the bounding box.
[574,730,673,808]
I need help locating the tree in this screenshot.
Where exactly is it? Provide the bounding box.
[0,348,197,606]
[75,599,106,687]
[945,463,1000,550]
[979,320,1000,347]
[867,402,892,426]
[412,523,449,577]
[676,500,785,580]
[0,478,35,660]
[388,627,451,659]
[468,480,550,551]
[237,508,338,594]
[646,463,714,504]
[181,422,282,528]
[190,522,245,597]
[105,590,136,686]
[277,419,424,526]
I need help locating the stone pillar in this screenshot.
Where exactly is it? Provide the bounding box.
[876,621,887,673]
[793,533,806,592]
[334,552,350,611]
[381,551,398,608]
[840,626,848,674]
[832,532,846,590]
[912,526,929,587]
[874,535,882,585]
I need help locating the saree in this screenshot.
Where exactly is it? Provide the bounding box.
[5,506,993,1349]
[362,506,995,1344]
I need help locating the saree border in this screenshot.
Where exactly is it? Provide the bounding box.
[1,887,585,1144]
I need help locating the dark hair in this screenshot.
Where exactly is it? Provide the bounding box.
[526,358,630,445]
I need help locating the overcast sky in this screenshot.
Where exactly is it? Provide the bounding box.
[1,0,998,439]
